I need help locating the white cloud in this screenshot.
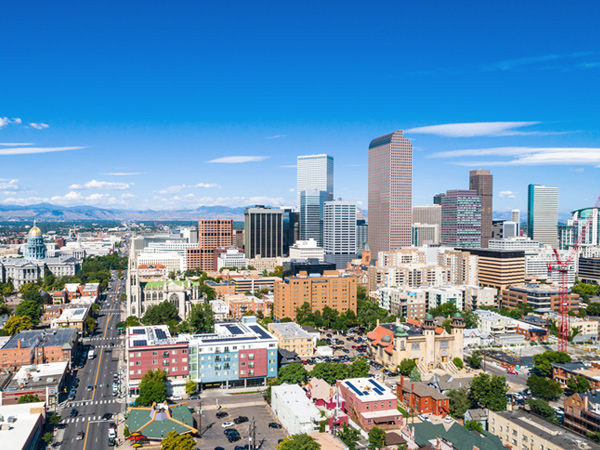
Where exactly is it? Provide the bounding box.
[288,188,295,192]
[429,146,600,167]
[69,180,132,190]
[207,156,268,163]
[0,179,28,193]
[102,172,145,176]
[1,191,126,207]
[120,193,136,200]
[0,143,34,146]
[151,195,288,209]
[155,183,221,195]
[406,121,542,137]
[266,135,286,139]
[0,146,85,156]
[0,118,22,128]
[29,123,49,130]
[499,190,517,199]
[485,52,595,71]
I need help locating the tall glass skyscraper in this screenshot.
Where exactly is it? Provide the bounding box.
[441,190,482,249]
[299,189,329,246]
[368,130,413,258]
[323,200,357,268]
[297,154,334,207]
[527,184,559,248]
[469,169,493,248]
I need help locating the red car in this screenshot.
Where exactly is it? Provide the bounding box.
[507,369,518,375]
[301,360,308,365]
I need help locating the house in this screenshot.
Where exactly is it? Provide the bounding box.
[429,374,471,395]
[552,361,600,391]
[278,349,301,368]
[464,408,488,431]
[463,329,493,348]
[564,391,600,435]
[125,402,197,441]
[396,377,449,416]
[306,377,333,407]
[402,421,506,450]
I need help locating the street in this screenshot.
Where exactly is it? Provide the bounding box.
[56,271,126,450]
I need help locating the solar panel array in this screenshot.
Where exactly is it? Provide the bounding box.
[132,340,147,347]
[249,325,272,340]
[368,379,385,395]
[155,329,168,340]
[131,329,146,335]
[225,324,243,335]
[346,381,364,397]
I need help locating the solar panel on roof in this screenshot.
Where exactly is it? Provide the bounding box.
[155,329,167,340]
[249,325,271,340]
[368,379,385,391]
[346,381,363,397]
[131,329,145,335]
[133,340,147,347]
[225,324,243,335]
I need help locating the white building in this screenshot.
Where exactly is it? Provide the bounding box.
[503,221,519,238]
[457,285,497,310]
[0,257,80,290]
[272,383,320,435]
[527,184,559,248]
[489,237,542,251]
[323,200,357,268]
[525,248,577,286]
[412,205,442,243]
[426,286,464,311]
[474,310,517,335]
[217,248,248,270]
[209,300,229,321]
[297,154,333,207]
[412,223,439,246]
[0,401,46,450]
[289,239,325,262]
[136,251,185,274]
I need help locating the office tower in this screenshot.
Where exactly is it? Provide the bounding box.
[368,130,413,257]
[299,189,329,246]
[356,219,368,251]
[441,190,482,249]
[323,200,357,268]
[469,169,493,248]
[413,204,442,243]
[512,209,520,224]
[281,208,298,257]
[244,206,283,259]
[433,193,445,205]
[297,154,334,207]
[527,184,559,248]
[186,219,233,271]
[503,221,519,238]
[412,223,439,246]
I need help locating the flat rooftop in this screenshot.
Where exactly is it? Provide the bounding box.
[269,322,313,340]
[3,328,77,350]
[340,378,396,401]
[7,362,68,391]
[0,402,45,450]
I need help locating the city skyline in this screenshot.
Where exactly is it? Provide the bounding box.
[1,2,600,214]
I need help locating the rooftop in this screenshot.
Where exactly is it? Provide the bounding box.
[269,322,314,340]
[399,379,448,401]
[7,362,68,391]
[3,328,77,351]
[126,402,196,440]
[55,306,89,322]
[272,383,321,424]
[340,377,396,401]
[411,421,505,450]
[183,317,276,345]
[127,325,180,348]
[0,401,46,450]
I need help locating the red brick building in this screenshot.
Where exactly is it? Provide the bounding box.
[187,219,234,271]
[396,377,449,416]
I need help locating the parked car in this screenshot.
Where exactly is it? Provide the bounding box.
[216,411,229,419]
[108,428,116,439]
[222,421,235,428]
[108,437,116,447]
[234,416,248,424]
[109,422,117,430]
[169,395,182,401]
[268,422,282,429]
[418,414,430,422]
[507,369,518,375]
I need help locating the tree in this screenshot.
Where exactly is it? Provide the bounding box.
[0,302,12,317]
[527,398,558,422]
[136,369,168,406]
[14,299,43,324]
[186,302,214,334]
[277,434,321,450]
[116,315,142,330]
[337,423,361,450]
[4,315,33,335]
[533,351,571,377]
[17,394,40,403]
[142,300,179,326]
[398,358,417,376]
[278,362,309,385]
[90,303,101,316]
[466,351,482,369]
[86,316,97,334]
[185,378,197,396]
[49,413,61,427]
[462,309,478,329]
[348,358,370,378]
[160,430,195,450]
[567,374,591,393]
[527,374,563,401]
[368,426,386,449]
[409,367,422,382]
[453,357,464,370]
[447,387,474,418]
[42,432,54,445]
[469,373,508,411]
[310,362,349,385]
[465,420,484,433]
[428,302,458,318]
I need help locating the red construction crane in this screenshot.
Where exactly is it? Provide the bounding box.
[547,196,600,352]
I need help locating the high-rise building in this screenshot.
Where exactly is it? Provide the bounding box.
[469,170,493,248]
[411,223,439,246]
[512,209,520,224]
[412,205,442,243]
[433,193,445,205]
[356,219,368,252]
[503,221,519,238]
[282,208,298,257]
[323,200,357,268]
[186,219,233,271]
[299,189,329,246]
[368,130,413,258]
[441,190,482,249]
[244,206,283,259]
[296,154,333,207]
[527,184,559,248]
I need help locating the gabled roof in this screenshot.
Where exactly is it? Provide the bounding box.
[411,421,505,450]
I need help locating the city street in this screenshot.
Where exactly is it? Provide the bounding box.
[56,271,126,450]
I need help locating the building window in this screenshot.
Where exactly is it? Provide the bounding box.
[152,351,158,356]
[172,358,178,363]
[182,358,187,362]
[182,349,187,354]
[135,361,141,366]
[152,360,158,364]
[172,350,177,355]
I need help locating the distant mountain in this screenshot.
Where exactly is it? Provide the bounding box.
[0,203,249,221]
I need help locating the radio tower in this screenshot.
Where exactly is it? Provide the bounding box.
[547,196,600,352]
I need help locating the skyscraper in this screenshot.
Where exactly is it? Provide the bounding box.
[528,184,559,248]
[433,193,445,205]
[469,169,493,248]
[297,154,334,207]
[281,208,298,257]
[412,204,442,243]
[368,130,413,258]
[299,189,329,246]
[187,219,233,271]
[512,209,520,224]
[323,200,357,268]
[441,190,482,249]
[244,206,283,259]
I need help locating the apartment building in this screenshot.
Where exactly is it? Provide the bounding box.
[187,219,234,271]
[377,287,427,319]
[368,264,450,292]
[396,377,449,416]
[268,322,316,357]
[460,248,525,291]
[500,283,580,313]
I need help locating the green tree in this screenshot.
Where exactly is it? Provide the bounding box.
[337,424,360,450]
[398,358,417,376]
[142,300,179,326]
[85,316,97,334]
[185,378,197,396]
[17,394,40,403]
[527,398,558,422]
[453,357,464,370]
[465,420,484,433]
[321,306,340,328]
[277,434,321,450]
[49,413,61,427]
[469,373,508,411]
[348,358,370,378]
[466,351,482,369]
[368,426,386,449]
[186,302,214,334]
[278,362,309,385]
[310,362,349,385]
[136,369,168,406]
[428,302,458,318]
[409,367,422,382]
[90,303,101,316]
[0,302,12,317]
[533,351,571,377]
[4,315,33,335]
[42,431,54,445]
[14,299,43,324]
[567,374,591,393]
[160,430,195,450]
[116,315,142,330]
[462,310,479,329]
[447,387,474,418]
[587,432,600,444]
[527,374,563,401]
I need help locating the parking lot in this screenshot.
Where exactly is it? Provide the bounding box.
[195,397,287,450]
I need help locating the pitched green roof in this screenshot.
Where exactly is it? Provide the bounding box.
[412,422,505,450]
[126,404,196,440]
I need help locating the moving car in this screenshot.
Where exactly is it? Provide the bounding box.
[268,422,282,429]
[102,413,112,420]
[70,408,78,417]
[87,385,93,391]
[507,369,518,375]
[76,431,85,440]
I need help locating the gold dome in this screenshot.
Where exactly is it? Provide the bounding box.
[28,226,42,237]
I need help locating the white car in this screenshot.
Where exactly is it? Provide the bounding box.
[169,395,182,401]
[418,414,430,422]
[444,416,453,423]
[108,429,116,439]
[222,421,234,428]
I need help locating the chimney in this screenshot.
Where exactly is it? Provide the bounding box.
[17,339,21,349]
[412,383,415,390]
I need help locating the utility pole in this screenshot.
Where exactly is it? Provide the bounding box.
[249,417,256,450]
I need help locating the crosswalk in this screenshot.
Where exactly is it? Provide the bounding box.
[84,337,119,342]
[62,415,112,424]
[69,399,118,407]
[90,344,123,349]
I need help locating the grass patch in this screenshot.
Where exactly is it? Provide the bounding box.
[398,405,409,416]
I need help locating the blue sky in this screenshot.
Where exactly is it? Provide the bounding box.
[1,1,599,214]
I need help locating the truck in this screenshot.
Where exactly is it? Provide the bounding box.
[88,350,95,360]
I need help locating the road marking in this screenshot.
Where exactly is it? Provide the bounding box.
[92,311,112,402]
[82,421,91,450]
